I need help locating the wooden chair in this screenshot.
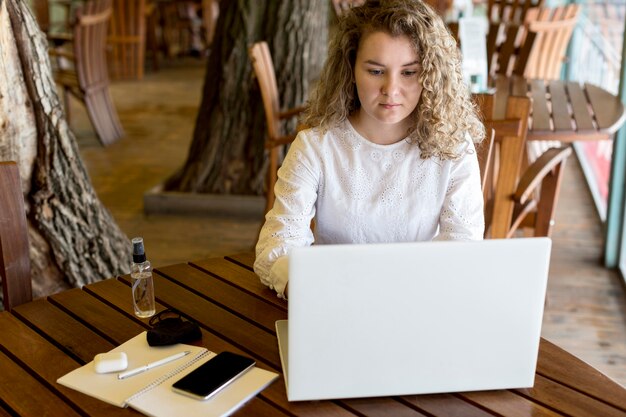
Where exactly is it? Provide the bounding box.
[474,93,572,238]
[487,0,543,23]
[504,5,580,170]
[474,93,531,239]
[107,0,148,80]
[486,21,537,77]
[487,4,580,80]
[50,0,125,146]
[248,41,306,214]
[523,4,580,80]
[0,162,32,311]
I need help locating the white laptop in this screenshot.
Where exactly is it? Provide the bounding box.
[276,238,551,401]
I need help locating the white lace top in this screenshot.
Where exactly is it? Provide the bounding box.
[254,120,484,296]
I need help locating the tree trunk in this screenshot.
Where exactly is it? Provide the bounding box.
[0,0,131,303]
[164,0,329,195]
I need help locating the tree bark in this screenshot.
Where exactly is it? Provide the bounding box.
[0,0,131,303]
[164,0,329,195]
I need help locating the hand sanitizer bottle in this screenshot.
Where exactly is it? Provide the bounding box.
[131,237,155,318]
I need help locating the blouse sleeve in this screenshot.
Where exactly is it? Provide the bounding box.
[254,130,320,297]
[434,138,485,241]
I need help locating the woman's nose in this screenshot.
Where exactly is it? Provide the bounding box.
[381,74,399,96]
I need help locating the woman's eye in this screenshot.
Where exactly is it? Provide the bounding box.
[402,70,418,77]
[367,69,383,75]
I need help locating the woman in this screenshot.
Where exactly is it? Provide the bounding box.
[255,0,485,298]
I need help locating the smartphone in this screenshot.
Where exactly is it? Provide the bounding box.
[171,351,255,400]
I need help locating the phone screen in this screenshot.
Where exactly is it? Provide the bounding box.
[171,352,255,400]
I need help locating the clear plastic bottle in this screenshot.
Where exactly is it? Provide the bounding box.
[131,237,155,318]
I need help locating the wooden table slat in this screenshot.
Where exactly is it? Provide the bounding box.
[460,389,562,417]
[536,339,626,411]
[0,350,82,417]
[225,252,256,269]
[566,82,596,132]
[0,313,137,416]
[49,288,148,344]
[343,397,430,416]
[530,79,552,132]
[157,263,284,333]
[84,277,172,321]
[402,393,498,417]
[548,80,572,132]
[516,374,626,417]
[236,397,293,417]
[189,258,288,311]
[12,298,116,363]
[260,378,359,417]
[84,277,169,319]
[585,83,626,133]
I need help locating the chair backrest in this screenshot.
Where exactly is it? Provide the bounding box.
[486,21,537,77]
[73,0,113,90]
[488,0,543,22]
[248,41,305,214]
[474,94,531,239]
[523,4,580,80]
[487,4,580,80]
[107,0,147,80]
[248,41,282,144]
[0,162,32,311]
[249,41,282,214]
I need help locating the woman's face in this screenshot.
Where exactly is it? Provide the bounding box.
[353,31,423,139]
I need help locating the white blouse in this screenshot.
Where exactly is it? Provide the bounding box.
[254,119,484,296]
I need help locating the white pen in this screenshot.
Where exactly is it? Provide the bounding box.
[118,350,191,380]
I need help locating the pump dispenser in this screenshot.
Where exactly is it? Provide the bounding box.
[130,237,155,317]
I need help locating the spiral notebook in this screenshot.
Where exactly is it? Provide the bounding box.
[57,332,278,417]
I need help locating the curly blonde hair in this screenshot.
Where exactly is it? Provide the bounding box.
[302,0,485,159]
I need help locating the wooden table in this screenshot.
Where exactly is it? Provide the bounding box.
[491,76,626,142]
[1,252,626,416]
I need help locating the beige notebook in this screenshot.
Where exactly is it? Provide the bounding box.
[57,332,278,417]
